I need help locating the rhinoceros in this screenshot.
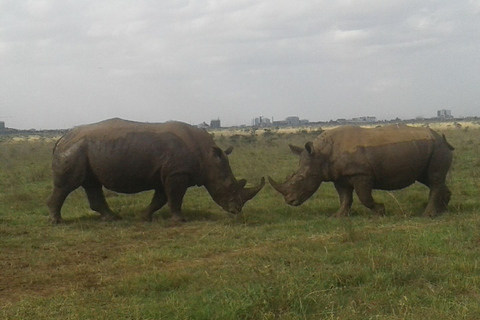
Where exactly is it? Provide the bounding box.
[269,124,454,217]
[47,118,265,223]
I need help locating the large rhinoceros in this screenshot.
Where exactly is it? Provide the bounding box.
[47,118,265,223]
[269,124,454,217]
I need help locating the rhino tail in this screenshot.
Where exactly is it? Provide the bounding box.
[52,136,64,154]
[442,134,454,151]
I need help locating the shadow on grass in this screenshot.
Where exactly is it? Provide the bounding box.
[55,207,229,228]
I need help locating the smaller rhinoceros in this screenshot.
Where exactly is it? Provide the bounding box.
[47,118,265,223]
[269,124,454,217]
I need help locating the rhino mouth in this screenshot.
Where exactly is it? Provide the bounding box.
[216,177,266,214]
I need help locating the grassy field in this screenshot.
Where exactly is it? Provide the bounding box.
[1,125,479,319]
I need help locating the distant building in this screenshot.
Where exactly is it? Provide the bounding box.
[272,116,309,127]
[197,122,209,129]
[272,120,287,126]
[252,116,271,127]
[286,116,300,126]
[349,116,377,123]
[437,109,452,119]
[0,121,5,130]
[210,119,221,129]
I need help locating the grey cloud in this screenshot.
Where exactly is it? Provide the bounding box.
[1,0,479,129]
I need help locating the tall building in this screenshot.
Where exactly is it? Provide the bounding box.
[437,109,452,118]
[210,119,221,129]
[286,116,300,126]
[252,116,271,127]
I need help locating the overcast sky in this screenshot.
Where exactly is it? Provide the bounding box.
[1,0,480,129]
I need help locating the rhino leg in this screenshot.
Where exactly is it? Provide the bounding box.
[422,184,451,217]
[47,171,84,224]
[141,190,168,222]
[422,149,452,217]
[165,174,189,222]
[47,186,71,224]
[48,143,87,223]
[442,185,452,208]
[333,182,354,217]
[351,176,385,216]
[84,187,121,221]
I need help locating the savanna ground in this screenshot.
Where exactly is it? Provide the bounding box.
[1,122,479,319]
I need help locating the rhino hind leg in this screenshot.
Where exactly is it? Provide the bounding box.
[47,186,71,224]
[141,190,168,222]
[48,144,87,223]
[422,184,451,217]
[333,182,354,217]
[351,176,385,216]
[47,173,84,224]
[84,187,121,221]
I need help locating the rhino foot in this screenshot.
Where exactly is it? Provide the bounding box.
[50,217,64,224]
[372,203,385,216]
[141,215,154,222]
[139,210,154,222]
[422,209,442,218]
[171,214,187,223]
[101,213,122,222]
[332,209,351,218]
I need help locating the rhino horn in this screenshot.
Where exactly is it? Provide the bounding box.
[240,177,265,204]
[224,146,234,155]
[268,176,289,196]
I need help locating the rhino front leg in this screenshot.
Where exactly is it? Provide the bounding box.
[333,182,354,217]
[84,187,121,221]
[351,176,385,216]
[141,190,168,222]
[165,174,189,222]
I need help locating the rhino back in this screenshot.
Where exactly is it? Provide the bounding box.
[314,125,435,153]
[54,119,203,193]
[314,125,446,190]
[58,119,213,153]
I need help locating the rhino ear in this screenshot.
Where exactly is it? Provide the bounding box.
[289,144,304,155]
[224,146,234,155]
[212,146,224,158]
[305,142,314,155]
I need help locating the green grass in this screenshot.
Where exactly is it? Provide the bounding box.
[1,128,480,319]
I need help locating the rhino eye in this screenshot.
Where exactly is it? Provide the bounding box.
[224,182,235,190]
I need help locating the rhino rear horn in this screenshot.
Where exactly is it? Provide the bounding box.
[289,144,304,155]
[268,176,288,196]
[237,179,247,189]
[224,146,234,155]
[240,177,265,204]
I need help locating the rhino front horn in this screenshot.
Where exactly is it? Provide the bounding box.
[268,176,288,196]
[240,177,265,204]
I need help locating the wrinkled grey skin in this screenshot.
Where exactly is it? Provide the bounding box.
[47,118,264,223]
[269,125,454,217]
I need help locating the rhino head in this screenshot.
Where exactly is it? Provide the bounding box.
[204,146,265,214]
[269,142,322,206]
